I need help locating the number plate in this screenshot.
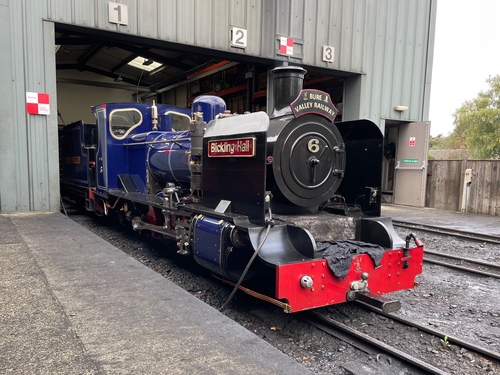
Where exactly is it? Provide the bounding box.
[322,45,335,63]
[231,27,247,49]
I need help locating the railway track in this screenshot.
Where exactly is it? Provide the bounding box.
[424,250,500,279]
[356,302,500,363]
[301,305,499,375]
[300,311,448,375]
[394,220,500,278]
[393,220,500,245]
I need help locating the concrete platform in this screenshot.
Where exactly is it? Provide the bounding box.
[382,204,500,237]
[0,212,311,375]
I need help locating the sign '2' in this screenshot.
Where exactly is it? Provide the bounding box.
[231,27,247,49]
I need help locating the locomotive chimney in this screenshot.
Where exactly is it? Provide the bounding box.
[270,65,307,118]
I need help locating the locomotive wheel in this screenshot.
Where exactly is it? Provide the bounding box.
[272,115,345,207]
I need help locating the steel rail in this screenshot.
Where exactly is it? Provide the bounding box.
[302,311,449,375]
[424,250,500,270]
[357,302,500,362]
[424,257,500,279]
[393,220,500,245]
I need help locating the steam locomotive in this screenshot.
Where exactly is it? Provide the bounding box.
[60,65,423,313]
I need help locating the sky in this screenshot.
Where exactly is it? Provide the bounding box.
[429,0,500,136]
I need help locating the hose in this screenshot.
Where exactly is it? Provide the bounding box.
[219,209,274,311]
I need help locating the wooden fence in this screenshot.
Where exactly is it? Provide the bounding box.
[425,159,500,216]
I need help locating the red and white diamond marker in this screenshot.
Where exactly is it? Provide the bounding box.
[280,37,294,55]
[26,92,50,115]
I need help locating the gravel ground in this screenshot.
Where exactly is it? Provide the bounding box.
[71,213,500,375]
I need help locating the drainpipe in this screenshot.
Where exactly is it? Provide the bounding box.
[460,168,472,214]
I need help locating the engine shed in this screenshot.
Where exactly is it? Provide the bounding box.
[0,0,436,213]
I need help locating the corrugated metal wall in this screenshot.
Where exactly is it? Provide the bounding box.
[2,0,59,212]
[0,0,436,213]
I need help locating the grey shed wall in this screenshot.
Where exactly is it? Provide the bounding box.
[0,0,436,213]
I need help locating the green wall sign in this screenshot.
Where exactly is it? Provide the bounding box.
[402,158,419,163]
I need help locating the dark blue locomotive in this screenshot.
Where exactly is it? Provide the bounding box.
[60,65,423,313]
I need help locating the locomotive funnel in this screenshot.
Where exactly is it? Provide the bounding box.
[270,65,307,118]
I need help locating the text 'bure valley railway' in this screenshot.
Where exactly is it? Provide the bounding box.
[60,65,424,313]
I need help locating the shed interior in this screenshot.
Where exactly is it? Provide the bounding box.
[54,24,345,123]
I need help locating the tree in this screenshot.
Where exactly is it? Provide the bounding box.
[429,134,447,150]
[451,75,500,159]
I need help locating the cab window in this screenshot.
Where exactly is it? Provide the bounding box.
[165,111,191,132]
[109,109,142,139]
